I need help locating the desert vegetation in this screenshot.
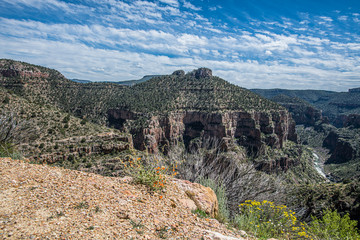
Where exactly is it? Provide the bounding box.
[1,59,360,239]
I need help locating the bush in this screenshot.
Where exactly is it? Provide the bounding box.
[121,156,177,191]
[308,209,360,240]
[196,177,230,223]
[80,118,87,125]
[62,114,70,123]
[0,142,23,159]
[3,96,10,104]
[234,200,311,239]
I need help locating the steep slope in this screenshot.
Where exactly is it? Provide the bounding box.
[0,87,132,164]
[108,68,297,153]
[270,94,323,126]
[322,126,360,181]
[0,158,248,239]
[0,60,297,154]
[0,59,127,124]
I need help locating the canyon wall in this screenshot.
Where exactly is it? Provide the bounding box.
[108,109,297,153]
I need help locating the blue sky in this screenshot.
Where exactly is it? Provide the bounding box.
[0,0,359,91]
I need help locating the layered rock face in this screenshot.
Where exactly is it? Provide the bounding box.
[270,94,323,127]
[343,114,360,128]
[108,109,297,153]
[323,130,359,164]
[285,104,323,126]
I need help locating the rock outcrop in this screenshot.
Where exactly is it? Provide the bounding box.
[270,94,323,126]
[188,68,212,79]
[108,109,297,154]
[333,114,360,128]
[172,70,185,76]
[323,129,359,164]
[343,114,360,128]
[173,178,219,218]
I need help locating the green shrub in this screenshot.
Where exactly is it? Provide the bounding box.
[308,209,360,240]
[192,209,210,218]
[80,118,87,125]
[3,96,10,104]
[121,156,178,191]
[62,114,70,123]
[0,142,23,159]
[196,177,230,223]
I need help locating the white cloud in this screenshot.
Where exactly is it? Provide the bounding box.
[338,15,348,21]
[182,0,201,11]
[159,0,179,7]
[1,0,93,15]
[0,1,359,91]
[1,28,359,92]
[319,16,333,22]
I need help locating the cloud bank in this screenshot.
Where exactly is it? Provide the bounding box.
[0,0,359,91]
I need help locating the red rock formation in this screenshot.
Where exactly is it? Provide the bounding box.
[108,109,297,153]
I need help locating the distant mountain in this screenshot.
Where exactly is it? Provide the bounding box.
[70,79,92,83]
[252,88,360,126]
[114,75,163,86]
[69,75,162,86]
[115,69,283,113]
[349,87,360,93]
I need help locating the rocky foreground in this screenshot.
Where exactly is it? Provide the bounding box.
[0,158,250,239]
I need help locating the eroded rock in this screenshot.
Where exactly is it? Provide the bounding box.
[173,178,218,218]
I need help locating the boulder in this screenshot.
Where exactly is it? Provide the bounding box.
[172,70,185,76]
[173,179,218,218]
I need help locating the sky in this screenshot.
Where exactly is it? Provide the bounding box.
[0,0,360,91]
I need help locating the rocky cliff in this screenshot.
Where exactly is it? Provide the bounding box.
[270,94,323,127]
[109,109,297,154]
[252,88,360,126]
[335,114,360,128]
[1,60,297,162]
[106,68,297,153]
[323,128,359,165]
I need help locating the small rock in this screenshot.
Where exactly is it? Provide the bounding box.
[179,198,197,211]
[205,230,245,240]
[116,211,130,219]
[239,230,247,236]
